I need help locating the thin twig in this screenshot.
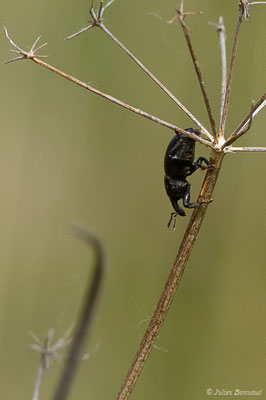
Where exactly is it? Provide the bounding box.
[53,223,104,400]
[219,4,244,137]
[2,25,48,63]
[240,0,251,20]
[99,24,213,139]
[175,3,217,137]
[32,363,45,400]
[65,24,93,40]
[98,23,213,141]
[34,56,211,146]
[64,4,213,141]
[222,93,266,148]
[2,27,213,148]
[116,150,225,400]
[209,17,227,137]
[249,1,266,4]
[225,146,266,152]
[31,328,72,400]
[31,329,54,400]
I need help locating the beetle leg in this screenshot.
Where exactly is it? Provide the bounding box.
[185,157,209,176]
[170,198,186,216]
[194,157,209,170]
[167,198,186,228]
[167,212,177,229]
[182,185,202,209]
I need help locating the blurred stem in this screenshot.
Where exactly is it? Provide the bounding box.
[32,360,45,400]
[116,150,225,400]
[249,2,266,5]
[53,224,104,400]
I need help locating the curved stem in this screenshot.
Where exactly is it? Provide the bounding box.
[116,150,225,400]
[53,224,104,400]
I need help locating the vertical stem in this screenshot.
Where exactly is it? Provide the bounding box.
[116,151,225,400]
[32,363,45,400]
[219,6,243,137]
[217,17,227,136]
[178,17,217,137]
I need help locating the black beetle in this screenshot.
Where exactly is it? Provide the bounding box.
[164,128,209,228]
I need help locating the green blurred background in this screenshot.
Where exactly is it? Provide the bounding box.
[0,0,265,399]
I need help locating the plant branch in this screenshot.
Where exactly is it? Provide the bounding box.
[65,4,213,141]
[53,224,104,400]
[3,27,213,148]
[209,17,227,137]
[174,2,217,137]
[30,328,72,400]
[249,1,266,4]
[219,4,244,137]
[31,330,54,400]
[31,329,54,400]
[32,362,45,400]
[116,150,225,400]
[98,23,212,141]
[222,93,266,148]
[34,57,211,146]
[225,146,266,153]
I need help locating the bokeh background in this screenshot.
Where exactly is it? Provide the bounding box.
[0,0,265,399]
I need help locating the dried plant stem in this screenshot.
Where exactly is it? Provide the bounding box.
[18,56,211,147]
[219,6,243,137]
[249,1,266,5]
[226,146,266,152]
[2,25,213,146]
[223,93,266,148]
[53,224,104,400]
[208,17,227,137]
[177,8,217,137]
[116,150,224,400]
[32,362,45,400]
[99,23,213,140]
[217,17,227,136]
[31,328,59,400]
